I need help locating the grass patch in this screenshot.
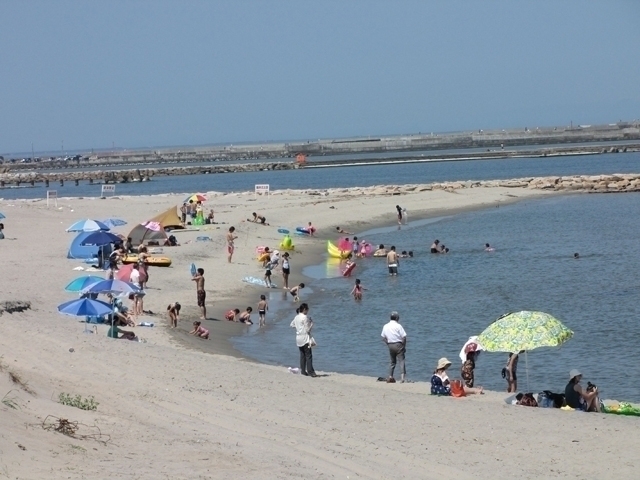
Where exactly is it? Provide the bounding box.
[58,393,99,411]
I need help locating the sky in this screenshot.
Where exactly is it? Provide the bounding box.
[1,1,639,154]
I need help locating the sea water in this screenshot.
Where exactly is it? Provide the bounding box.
[232,192,640,402]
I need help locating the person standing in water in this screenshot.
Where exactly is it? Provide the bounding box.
[350,279,365,301]
[386,246,399,276]
[282,252,291,289]
[258,295,268,327]
[226,226,238,263]
[396,205,403,225]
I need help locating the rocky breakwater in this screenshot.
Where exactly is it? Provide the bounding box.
[286,173,640,197]
[0,162,296,187]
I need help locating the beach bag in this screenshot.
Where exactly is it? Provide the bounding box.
[309,337,317,348]
[518,393,538,407]
[450,380,466,397]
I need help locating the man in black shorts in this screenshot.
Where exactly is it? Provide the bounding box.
[191,268,206,320]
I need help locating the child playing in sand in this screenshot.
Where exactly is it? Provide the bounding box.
[167,302,181,328]
[258,295,268,327]
[190,321,209,339]
[288,283,305,302]
[225,308,240,322]
[307,222,316,236]
[239,307,253,324]
[350,279,365,301]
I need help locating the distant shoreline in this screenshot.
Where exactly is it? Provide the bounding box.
[1,141,639,188]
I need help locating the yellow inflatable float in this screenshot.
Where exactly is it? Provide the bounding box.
[327,241,351,259]
[279,234,295,251]
[122,255,172,267]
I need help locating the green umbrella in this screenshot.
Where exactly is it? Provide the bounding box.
[477,311,574,390]
[477,311,573,352]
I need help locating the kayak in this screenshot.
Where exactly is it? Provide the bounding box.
[327,241,351,259]
[122,255,172,267]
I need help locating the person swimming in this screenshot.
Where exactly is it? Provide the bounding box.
[574,253,580,259]
[485,243,495,252]
[430,240,441,254]
[373,244,387,256]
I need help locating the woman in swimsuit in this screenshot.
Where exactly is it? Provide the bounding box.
[396,205,403,225]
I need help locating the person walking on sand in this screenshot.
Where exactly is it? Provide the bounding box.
[258,295,268,327]
[386,246,399,276]
[226,226,238,263]
[381,311,407,383]
[192,268,206,320]
[290,303,317,377]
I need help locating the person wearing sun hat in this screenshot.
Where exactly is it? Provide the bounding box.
[565,369,601,412]
[431,358,453,395]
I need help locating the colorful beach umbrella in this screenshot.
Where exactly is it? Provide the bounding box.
[81,279,140,296]
[80,231,121,246]
[184,193,207,203]
[66,219,110,232]
[477,311,573,353]
[477,311,573,391]
[64,275,105,292]
[101,218,127,228]
[57,298,113,317]
[115,263,134,281]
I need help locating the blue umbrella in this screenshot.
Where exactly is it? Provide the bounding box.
[64,275,105,292]
[66,219,111,232]
[81,279,140,295]
[57,298,113,317]
[80,231,121,246]
[101,218,127,228]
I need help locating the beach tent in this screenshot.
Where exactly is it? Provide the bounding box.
[127,224,168,246]
[148,207,184,230]
[68,232,114,260]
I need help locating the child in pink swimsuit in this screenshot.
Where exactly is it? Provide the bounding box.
[190,321,209,339]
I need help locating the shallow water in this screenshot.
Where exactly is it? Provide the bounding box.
[232,193,640,402]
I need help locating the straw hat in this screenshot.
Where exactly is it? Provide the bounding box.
[437,358,452,370]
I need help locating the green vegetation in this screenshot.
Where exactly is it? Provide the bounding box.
[58,393,99,411]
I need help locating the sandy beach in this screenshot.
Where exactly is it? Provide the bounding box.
[1,183,639,479]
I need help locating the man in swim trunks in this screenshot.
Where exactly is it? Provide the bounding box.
[192,268,206,320]
[387,246,399,276]
[227,226,238,263]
